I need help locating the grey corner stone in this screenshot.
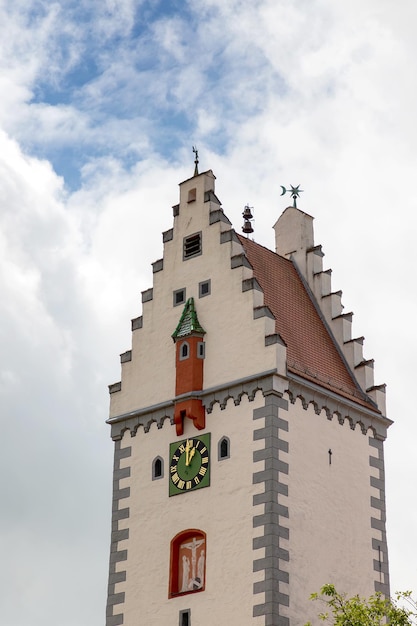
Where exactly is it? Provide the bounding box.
[114,487,130,501]
[131,316,143,331]
[209,208,230,224]
[253,404,279,420]
[113,508,130,521]
[205,190,222,205]
[370,476,384,490]
[111,529,129,543]
[370,496,385,511]
[369,436,383,450]
[231,253,252,269]
[109,382,122,394]
[371,517,385,531]
[152,258,163,273]
[106,614,124,626]
[108,571,127,586]
[110,550,128,564]
[220,229,240,244]
[374,581,390,596]
[265,333,286,347]
[242,277,262,292]
[141,288,153,303]
[107,592,125,606]
[163,228,173,242]
[369,456,384,470]
[308,244,324,258]
[253,305,275,320]
[113,467,131,481]
[117,446,132,460]
[373,559,389,574]
[120,351,132,364]
[253,425,279,440]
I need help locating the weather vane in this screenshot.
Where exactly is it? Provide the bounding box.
[280,184,304,208]
[192,146,199,176]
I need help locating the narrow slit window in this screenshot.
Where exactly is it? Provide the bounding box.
[180,609,191,626]
[152,456,164,480]
[197,342,205,359]
[183,233,202,259]
[180,342,190,360]
[218,436,230,460]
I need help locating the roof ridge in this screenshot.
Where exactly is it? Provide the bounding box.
[237,233,379,413]
[236,232,292,263]
[289,255,377,409]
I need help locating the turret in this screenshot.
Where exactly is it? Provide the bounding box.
[172,297,206,435]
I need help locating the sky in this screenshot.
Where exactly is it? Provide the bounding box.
[1,0,416,624]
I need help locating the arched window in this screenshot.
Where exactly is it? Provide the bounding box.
[152,456,164,480]
[180,341,190,360]
[197,342,205,359]
[169,529,206,598]
[218,436,230,460]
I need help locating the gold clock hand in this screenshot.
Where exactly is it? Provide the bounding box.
[188,447,196,465]
[185,439,191,466]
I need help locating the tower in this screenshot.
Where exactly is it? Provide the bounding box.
[105,168,391,626]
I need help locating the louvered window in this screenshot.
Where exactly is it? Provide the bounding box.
[183,233,202,259]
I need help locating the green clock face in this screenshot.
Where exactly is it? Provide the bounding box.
[169,434,210,496]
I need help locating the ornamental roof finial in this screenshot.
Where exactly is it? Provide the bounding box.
[280,184,304,208]
[192,146,199,177]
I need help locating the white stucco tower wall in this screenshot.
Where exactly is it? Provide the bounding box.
[105,170,391,626]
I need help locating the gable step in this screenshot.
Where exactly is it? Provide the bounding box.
[355,359,375,391]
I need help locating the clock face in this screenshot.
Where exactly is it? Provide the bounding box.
[169,434,210,496]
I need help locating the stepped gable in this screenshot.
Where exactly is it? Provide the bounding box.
[237,234,379,413]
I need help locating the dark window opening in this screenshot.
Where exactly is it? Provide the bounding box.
[184,233,202,259]
[197,342,205,359]
[180,342,189,359]
[199,280,211,298]
[174,289,186,306]
[152,456,164,480]
[219,437,230,460]
[180,609,190,626]
[154,458,162,477]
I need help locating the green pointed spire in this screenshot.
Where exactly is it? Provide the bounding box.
[172,297,206,340]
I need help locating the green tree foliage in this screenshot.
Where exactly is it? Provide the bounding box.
[304,584,417,626]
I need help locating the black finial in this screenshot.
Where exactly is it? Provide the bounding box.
[280,185,304,208]
[192,146,199,176]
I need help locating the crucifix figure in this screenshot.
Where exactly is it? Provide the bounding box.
[181,537,205,591]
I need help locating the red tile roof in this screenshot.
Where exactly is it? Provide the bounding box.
[237,234,379,412]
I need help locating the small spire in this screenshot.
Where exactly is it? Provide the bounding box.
[192,146,199,176]
[280,184,304,208]
[172,298,206,340]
